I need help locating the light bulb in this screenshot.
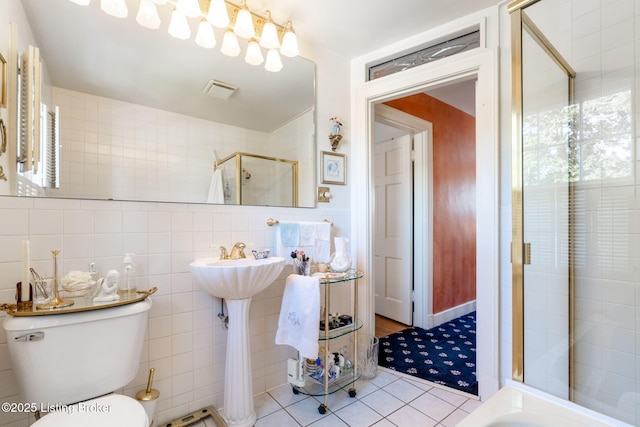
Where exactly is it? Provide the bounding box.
[136,0,161,29]
[259,11,279,49]
[168,9,191,40]
[265,49,282,72]
[245,39,264,66]
[206,0,230,29]
[233,2,255,39]
[220,29,241,56]
[195,20,216,48]
[176,0,201,18]
[280,22,299,57]
[100,0,128,18]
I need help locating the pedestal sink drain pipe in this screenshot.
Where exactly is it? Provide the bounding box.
[218,298,229,329]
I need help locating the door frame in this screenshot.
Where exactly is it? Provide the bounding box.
[351,48,500,399]
[375,104,433,330]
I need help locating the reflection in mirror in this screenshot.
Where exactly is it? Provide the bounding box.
[9,0,316,207]
[213,152,297,206]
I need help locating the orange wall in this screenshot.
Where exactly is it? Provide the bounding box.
[386,93,476,314]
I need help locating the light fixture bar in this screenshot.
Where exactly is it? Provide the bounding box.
[69,0,299,71]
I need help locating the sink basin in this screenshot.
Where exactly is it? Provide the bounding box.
[190,257,285,300]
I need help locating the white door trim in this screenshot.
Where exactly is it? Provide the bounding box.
[351,48,500,400]
[375,105,433,330]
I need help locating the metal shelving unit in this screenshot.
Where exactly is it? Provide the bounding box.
[290,270,364,414]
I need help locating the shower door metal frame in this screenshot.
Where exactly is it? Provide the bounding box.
[508,0,576,392]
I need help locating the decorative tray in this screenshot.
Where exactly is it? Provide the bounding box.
[1,287,157,317]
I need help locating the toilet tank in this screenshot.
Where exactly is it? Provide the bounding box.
[2,298,151,406]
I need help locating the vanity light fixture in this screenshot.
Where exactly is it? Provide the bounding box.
[220,28,241,56]
[176,0,202,18]
[136,0,161,29]
[264,48,283,72]
[195,19,217,48]
[207,0,230,28]
[233,0,255,39]
[168,8,191,40]
[66,0,300,72]
[245,38,264,66]
[280,21,299,58]
[100,0,128,18]
[259,11,279,49]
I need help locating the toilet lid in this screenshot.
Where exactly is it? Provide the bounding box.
[32,395,148,427]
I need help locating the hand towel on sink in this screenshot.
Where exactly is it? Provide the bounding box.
[275,274,320,359]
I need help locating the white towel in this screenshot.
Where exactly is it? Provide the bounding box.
[299,222,316,246]
[279,222,300,246]
[207,169,225,204]
[275,274,320,359]
[314,222,332,262]
[315,222,331,241]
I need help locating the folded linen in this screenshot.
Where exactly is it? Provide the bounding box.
[275,274,320,359]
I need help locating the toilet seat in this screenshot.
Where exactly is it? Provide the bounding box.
[32,394,148,427]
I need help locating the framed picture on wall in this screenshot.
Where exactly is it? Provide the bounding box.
[321,151,346,185]
[0,52,6,108]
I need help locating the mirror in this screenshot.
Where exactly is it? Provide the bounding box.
[9,0,316,207]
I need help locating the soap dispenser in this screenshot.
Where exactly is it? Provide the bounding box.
[118,253,137,298]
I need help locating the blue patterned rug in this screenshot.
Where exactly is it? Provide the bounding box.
[378,312,477,395]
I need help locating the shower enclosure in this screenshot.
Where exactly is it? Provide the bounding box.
[214,152,298,207]
[510,0,639,424]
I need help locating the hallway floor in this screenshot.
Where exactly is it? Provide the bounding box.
[374,314,408,338]
[192,368,481,427]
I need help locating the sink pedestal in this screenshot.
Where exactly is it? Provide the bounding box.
[189,256,285,427]
[222,298,256,427]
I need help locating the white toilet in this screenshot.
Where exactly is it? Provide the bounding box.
[2,298,152,426]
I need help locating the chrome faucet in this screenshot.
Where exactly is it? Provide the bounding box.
[219,242,247,260]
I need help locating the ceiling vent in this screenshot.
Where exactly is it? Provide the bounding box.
[203,80,238,100]
[368,29,480,81]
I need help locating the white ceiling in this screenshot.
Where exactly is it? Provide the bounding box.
[254,0,497,59]
[20,0,494,128]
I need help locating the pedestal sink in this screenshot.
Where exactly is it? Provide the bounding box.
[190,257,285,427]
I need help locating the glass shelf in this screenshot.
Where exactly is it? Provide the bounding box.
[293,368,361,397]
[319,319,363,341]
[314,269,363,285]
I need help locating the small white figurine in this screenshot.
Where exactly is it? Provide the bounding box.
[93,270,120,302]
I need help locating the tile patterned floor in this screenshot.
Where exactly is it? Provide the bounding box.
[189,368,481,427]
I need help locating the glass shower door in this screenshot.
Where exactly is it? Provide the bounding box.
[521,25,574,400]
[512,1,640,423]
[511,4,576,400]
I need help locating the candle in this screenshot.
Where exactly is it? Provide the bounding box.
[21,240,30,302]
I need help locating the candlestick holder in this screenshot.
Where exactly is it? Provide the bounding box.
[37,250,74,310]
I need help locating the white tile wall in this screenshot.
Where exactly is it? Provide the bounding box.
[0,195,350,426]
